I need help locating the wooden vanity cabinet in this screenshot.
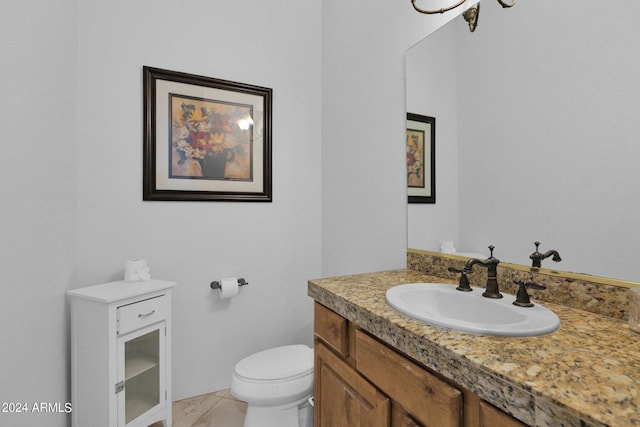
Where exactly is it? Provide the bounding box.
[315,342,390,426]
[313,302,526,427]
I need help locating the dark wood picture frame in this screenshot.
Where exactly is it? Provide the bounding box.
[407,113,435,204]
[143,66,272,202]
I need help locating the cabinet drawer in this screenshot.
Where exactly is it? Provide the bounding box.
[314,303,349,358]
[355,329,462,427]
[479,400,527,427]
[118,295,168,334]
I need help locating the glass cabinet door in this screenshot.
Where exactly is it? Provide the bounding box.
[117,322,166,426]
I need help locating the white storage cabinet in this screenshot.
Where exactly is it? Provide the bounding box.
[68,280,177,427]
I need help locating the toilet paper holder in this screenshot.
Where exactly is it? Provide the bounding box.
[210,278,249,290]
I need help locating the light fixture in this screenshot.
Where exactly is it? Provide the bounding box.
[411,0,515,32]
[462,4,480,32]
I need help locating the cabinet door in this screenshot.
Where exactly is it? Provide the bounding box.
[391,401,425,427]
[116,322,166,427]
[315,343,390,427]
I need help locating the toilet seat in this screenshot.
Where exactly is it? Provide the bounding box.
[235,345,313,382]
[231,345,314,407]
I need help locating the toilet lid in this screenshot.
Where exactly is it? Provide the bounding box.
[235,345,313,381]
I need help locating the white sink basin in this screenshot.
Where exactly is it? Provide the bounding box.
[386,283,560,337]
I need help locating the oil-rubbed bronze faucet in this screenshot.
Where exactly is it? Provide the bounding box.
[448,267,472,292]
[529,241,562,268]
[513,280,546,307]
[463,245,502,299]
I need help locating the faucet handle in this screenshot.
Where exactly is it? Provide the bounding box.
[513,280,546,307]
[487,245,496,260]
[487,245,500,263]
[448,267,472,292]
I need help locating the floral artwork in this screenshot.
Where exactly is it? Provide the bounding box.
[143,66,272,202]
[407,128,425,189]
[170,96,253,181]
[407,113,435,204]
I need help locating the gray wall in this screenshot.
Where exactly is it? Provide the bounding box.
[0,1,77,427]
[74,0,322,400]
[320,0,453,276]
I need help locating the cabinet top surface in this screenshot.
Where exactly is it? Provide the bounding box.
[67,279,177,303]
[308,269,640,427]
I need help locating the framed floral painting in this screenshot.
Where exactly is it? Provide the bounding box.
[143,66,272,201]
[407,113,435,203]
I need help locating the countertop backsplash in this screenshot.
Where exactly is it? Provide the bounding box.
[407,249,631,320]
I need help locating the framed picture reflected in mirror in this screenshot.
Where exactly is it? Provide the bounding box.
[407,113,435,204]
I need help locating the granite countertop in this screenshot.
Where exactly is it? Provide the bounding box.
[308,269,640,427]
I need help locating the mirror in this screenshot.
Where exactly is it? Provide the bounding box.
[406,1,640,283]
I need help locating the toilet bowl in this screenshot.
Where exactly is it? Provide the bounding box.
[231,344,314,427]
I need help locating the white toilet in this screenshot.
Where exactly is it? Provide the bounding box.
[231,344,314,427]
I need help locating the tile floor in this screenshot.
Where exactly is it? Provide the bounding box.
[153,389,247,427]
